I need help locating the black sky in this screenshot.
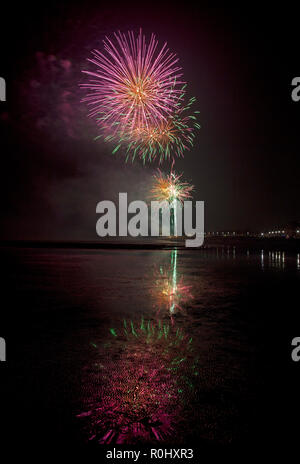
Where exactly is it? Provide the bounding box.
[0,2,299,239]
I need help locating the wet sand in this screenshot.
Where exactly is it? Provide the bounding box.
[1,243,300,452]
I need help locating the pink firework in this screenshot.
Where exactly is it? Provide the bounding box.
[81,29,185,134]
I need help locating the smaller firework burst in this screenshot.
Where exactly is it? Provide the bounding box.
[104,94,200,163]
[150,168,194,204]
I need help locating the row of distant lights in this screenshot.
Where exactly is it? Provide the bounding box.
[206,231,276,236]
[205,232,239,236]
[261,231,285,236]
[261,230,300,235]
[205,231,300,236]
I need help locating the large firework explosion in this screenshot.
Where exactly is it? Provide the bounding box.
[103,94,200,163]
[76,318,199,444]
[150,168,194,204]
[81,29,185,135]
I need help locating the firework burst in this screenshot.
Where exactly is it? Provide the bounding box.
[81,29,185,135]
[150,168,194,204]
[106,94,200,163]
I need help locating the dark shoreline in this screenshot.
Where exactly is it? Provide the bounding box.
[1,236,300,252]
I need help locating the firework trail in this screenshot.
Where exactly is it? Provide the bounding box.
[81,29,185,135]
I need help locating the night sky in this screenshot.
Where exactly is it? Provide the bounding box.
[0,3,299,240]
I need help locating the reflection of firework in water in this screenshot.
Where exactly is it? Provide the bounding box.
[81,29,185,134]
[152,249,193,317]
[77,318,198,444]
[150,169,194,204]
[104,95,200,163]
